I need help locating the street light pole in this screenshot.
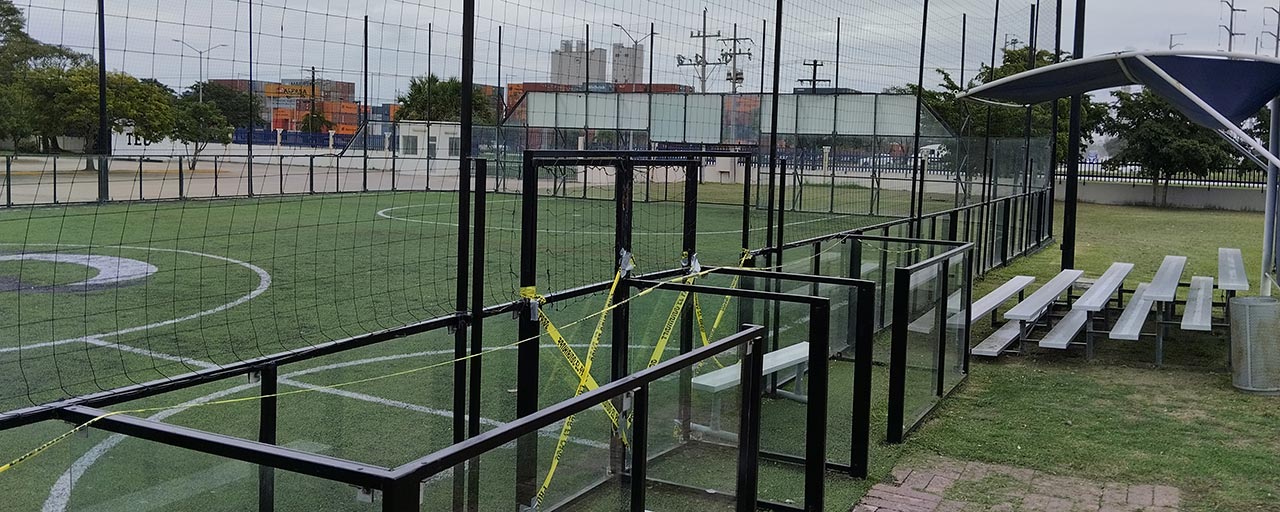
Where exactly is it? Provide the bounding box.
[612,23,657,83]
[173,39,228,103]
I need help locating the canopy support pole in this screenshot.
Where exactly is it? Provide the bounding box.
[1134,54,1280,293]
[1267,98,1280,296]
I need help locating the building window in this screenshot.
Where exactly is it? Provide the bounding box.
[448,137,461,157]
[402,135,419,155]
[428,136,438,158]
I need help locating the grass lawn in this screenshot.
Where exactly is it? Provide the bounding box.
[5,182,1269,512]
[896,202,1280,511]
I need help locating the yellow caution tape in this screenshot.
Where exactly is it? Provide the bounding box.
[535,266,626,507]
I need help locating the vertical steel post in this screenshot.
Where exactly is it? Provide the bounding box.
[246,0,255,198]
[308,156,315,194]
[935,260,949,397]
[805,301,830,511]
[363,15,370,192]
[257,364,277,512]
[452,152,471,511]
[1048,0,1063,239]
[468,159,488,512]
[1063,0,1086,270]
[611,157,635,476]
[765,0,785,270]
[177,156,185,199]
[741,154,753,251]
[734,330,764,512]
[515,152,540,506]
[96,0,109,203]
[4,156,10,207]
[909,0,931,234]
[630,386,649,511]
[850,280,874,478]
[1023,3,1039,197]
[278,156,284,194]
[887,267,910,444]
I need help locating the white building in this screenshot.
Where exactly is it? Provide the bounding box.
[551,40,607,86]
[612,43,645,84]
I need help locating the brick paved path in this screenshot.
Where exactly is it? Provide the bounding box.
[852,456,1182,512]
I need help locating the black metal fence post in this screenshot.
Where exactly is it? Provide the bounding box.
[4,156,11,207]
[741,155,753,251]
[934,260,949,397]
[468,159,488,512]
[629,386,649,512]
[515,152,540,506]
[805,301,830,510]
[611,156,635,476]
[308,156,315,194]
[887,267,910,444]
[137,158,143,200]
[850,280,875,478]
[257,364,278,512]
[452,155,472,511]
[734,328,763,512]
[178,156,185,199]
[278,156,285,194]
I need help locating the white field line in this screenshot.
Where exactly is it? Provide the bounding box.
[376,201,849,236]
[0,244,272,354]
[40,340,670,511]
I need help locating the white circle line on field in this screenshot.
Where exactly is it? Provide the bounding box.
[43,340,672,511]
[0,244,272,354]
[0,253,158,288]
[376,202,852,236]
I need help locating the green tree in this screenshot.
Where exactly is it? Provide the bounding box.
[181,81,265,128]
[1103,88,1235,206]
[395,74,497,124]
[172,100,231,165]
[0,80,35,149]
[888,42,1110,165]
[26,65,175,166]
[0,0,85,81]
[299,111,335,133]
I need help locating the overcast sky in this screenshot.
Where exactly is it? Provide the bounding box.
[17,0,1266,105]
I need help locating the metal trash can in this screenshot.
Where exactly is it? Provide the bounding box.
[1230,296,1280,395]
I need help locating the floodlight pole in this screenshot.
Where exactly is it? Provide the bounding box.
[1062,0,1084,270]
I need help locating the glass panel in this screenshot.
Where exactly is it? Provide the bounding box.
[617,94,649,131]
[901,262,942,435]
[760,95,798,135]
[874,95,918,137]
[557,93,588,129]
[650,94,685,142]
[686,94,724,144]
[835,95,877,135]
[944,254,968,393]
[796,95,836,135]
[587,94,619,130]
[527,91,558,127]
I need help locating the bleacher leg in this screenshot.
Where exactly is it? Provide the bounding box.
[1084,311,1095,361]
[1156,302,1166,367]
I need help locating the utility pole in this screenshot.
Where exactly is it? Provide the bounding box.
[1168,32,1187,50]
[797,60,829,92]
[676,8,725,92]
[719,23,752,93]
[1265,3,1280,57]
[1221,0,1246,52]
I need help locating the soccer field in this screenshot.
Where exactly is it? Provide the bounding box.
[0,181,927,510]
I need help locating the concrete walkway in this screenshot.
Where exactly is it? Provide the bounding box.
[853,456,1182,512]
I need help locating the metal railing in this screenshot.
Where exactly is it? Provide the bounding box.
[1074,161,1266,188]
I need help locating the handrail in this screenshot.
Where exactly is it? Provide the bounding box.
[388,324,765,482]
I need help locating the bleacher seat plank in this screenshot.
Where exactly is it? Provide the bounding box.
[1073,262,1134,312]
[970,276,1035,322]
[907,290,964,333]
[1039,309,1088,349]
[1147,256,1187,302]
[971,322,1021,357]
[691,342,810,393]
[1218,248,1249,291]
[1005,269,1085,321]
[1180,276,1215,331]
[1110,283,1153,341]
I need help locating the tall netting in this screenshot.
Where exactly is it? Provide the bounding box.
[0,0,1063,509]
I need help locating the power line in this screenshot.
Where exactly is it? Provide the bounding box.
[797,59,830,92]
[719,23,752,93]
[675,8,726,93]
